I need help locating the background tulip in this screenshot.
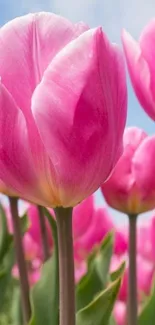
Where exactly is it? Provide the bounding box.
[101,127,155,214]
[73,202,127,263]
[122,22,155,121]
[0,12,127,208]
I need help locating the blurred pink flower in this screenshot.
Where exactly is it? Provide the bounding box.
[74,204,127,263]
[137,213,155,263]
[122,21,155,121]
[111,254,154,302]
[0,12,127,208]
[113,301,126,325]
[102,127,155,214]
[27,204,53,258]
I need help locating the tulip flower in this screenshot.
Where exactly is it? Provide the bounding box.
[27,204,53,258]
[111,254,154,302]
[0,12,127,208]
[122,21,155,121]
[74,205,127,261]
[101,126,155,214]
[0,180,17,197]
[12,234,42,286]
[138,213,155,263]
[113,301,126,325]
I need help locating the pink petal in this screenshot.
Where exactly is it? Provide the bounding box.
[32,27,127,207]
[102,127,149,213]
[27,204,53,252]
[122,29,155,120]
[0,82,38,201]
[74,207,114,256]
[0,12,88,119]
[0,179,17,197]
[140,20,155,101]
[113,301,126,325]
[132,135,155,210]
[73,195,94,239]
[0,13,88,206]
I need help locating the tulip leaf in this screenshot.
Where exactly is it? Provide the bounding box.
[76,232,114,311]
[0,244,15,309]
[20,213,30,235]
[76,278,121,325]
[109,317,117,325]
[110,261,126,282]
[0,203,13,262]
[76,259,102,311]
[138,279,155,325]
[95,232,114,286]
[29,209,59,325]
[11,287,23,325]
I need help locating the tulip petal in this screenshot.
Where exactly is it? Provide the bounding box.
[0,12,88,118]
[0,82,60,206]
[132,136,155,205]
[73,195,94,239]
[32,27,127,206]
[122,29,155,120]
[0,82,37,199]
[102,127,148,213]
[0,13,88,204]
[140,20,155,101]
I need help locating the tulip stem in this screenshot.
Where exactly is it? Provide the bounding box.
[54,207,75,325]
[38,205,50,261]
[128,213,138,325]
[9,197,31,324]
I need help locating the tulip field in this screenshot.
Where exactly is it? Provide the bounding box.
[0,9,155,325]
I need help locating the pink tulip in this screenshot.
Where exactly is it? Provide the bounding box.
[74,205,127,261]
[113,301,126,325]
[27,204,53,257]
[101,127,155,214]
[0,12,127,208]
[74,260,87,283]
[0,180,17,197]
[12,233,42,286]
[122,21,155,121]
[138,214,155,263]
[137,221,152,261]
[111,254,154,302]
[73,195,94,240]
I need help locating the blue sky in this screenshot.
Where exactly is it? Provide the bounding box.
[0,0,155,224]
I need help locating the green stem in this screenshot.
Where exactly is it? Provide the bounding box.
[128,214,138,325]
[9,197,31,324]
[38,205,50,261]
[54,207,75,325]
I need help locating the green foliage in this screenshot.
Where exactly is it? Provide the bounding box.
[0,205,125,325]
[138,279,155,325]
[29,208,59,325]
[76,278,121,325]
[76,232,114,310]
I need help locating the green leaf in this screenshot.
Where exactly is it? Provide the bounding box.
[20,213,30,235]
[0,204,13,262]
[76,260,102,311]
[95,232,114,286]
[76,232,114,311]
[76,278,121,325]
[110,261,126,282]
[29,208,59,325]
[138,279,155,325]
[0,244,15,309]
[11,287,23,325]
[109,316,117,325]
